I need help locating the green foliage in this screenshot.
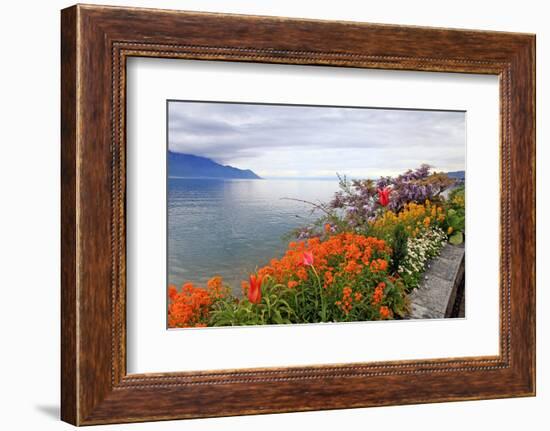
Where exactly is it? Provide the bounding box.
[442,186,465,241]
[449,185,465,202]
[209,279,297,326]
[449,231,464,245]
[381,280,409,318]
[208,264,409,326]
[389,223,408,274]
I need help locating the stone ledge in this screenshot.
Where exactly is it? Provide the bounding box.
[407,243,465,319]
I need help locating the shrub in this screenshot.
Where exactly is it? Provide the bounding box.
[443,186,465,244]
[390,223,408,274]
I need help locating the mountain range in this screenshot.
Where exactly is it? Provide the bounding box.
[446,171,465,181]
[167,152,464,182]
[168,152,261,179]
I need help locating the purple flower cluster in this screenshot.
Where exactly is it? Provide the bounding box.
[330,165,454,227]
[383,165,435,212]
[296,226,319,240]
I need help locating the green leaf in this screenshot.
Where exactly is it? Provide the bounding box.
[449,232,464,245]
[272,310,284,324]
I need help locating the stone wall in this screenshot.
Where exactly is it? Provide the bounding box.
[407,243,465,319]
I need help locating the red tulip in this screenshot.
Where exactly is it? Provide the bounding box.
[248,274,263,304]
[302,251,314,266]
[378,187,391,207]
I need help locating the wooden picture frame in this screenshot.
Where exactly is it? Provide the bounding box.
[61,4,535,425]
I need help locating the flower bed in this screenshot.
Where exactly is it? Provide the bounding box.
[168,165,465,328]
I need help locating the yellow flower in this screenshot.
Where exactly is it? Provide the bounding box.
[371,201,445,237]
[447,226,454,235]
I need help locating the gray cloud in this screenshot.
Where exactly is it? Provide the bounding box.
[168,101,465,178]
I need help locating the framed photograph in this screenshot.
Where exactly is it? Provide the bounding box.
[61,4,536,425]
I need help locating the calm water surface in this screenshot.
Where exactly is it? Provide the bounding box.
[168,178,338,294]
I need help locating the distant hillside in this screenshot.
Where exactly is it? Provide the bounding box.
[168,152,261,179]
[446,171,465,181]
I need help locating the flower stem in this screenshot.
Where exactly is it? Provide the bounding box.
[310,266,326,321]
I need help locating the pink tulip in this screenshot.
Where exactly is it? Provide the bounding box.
[302,251,314,266]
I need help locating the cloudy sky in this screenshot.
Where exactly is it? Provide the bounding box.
[168,101,465,179]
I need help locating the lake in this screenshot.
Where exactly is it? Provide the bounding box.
[168,178,339,294]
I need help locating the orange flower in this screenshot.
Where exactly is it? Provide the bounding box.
[336,286,354,315]
[207,276,222,290]
[253,232,390,292]
[167,282,213,328]
[370,258,388,273]
[287,280,298,289]
[248,274,263,304]
[372,282,385,304]
[379,306,391,319]
[345,260,363,274]
[323,271,334,287]
[168,284,178,300]
[241,280,249,296]
[296,267,308,281]
[206,276,227,300]
[324,223,332,233]
[423,216,431,227]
